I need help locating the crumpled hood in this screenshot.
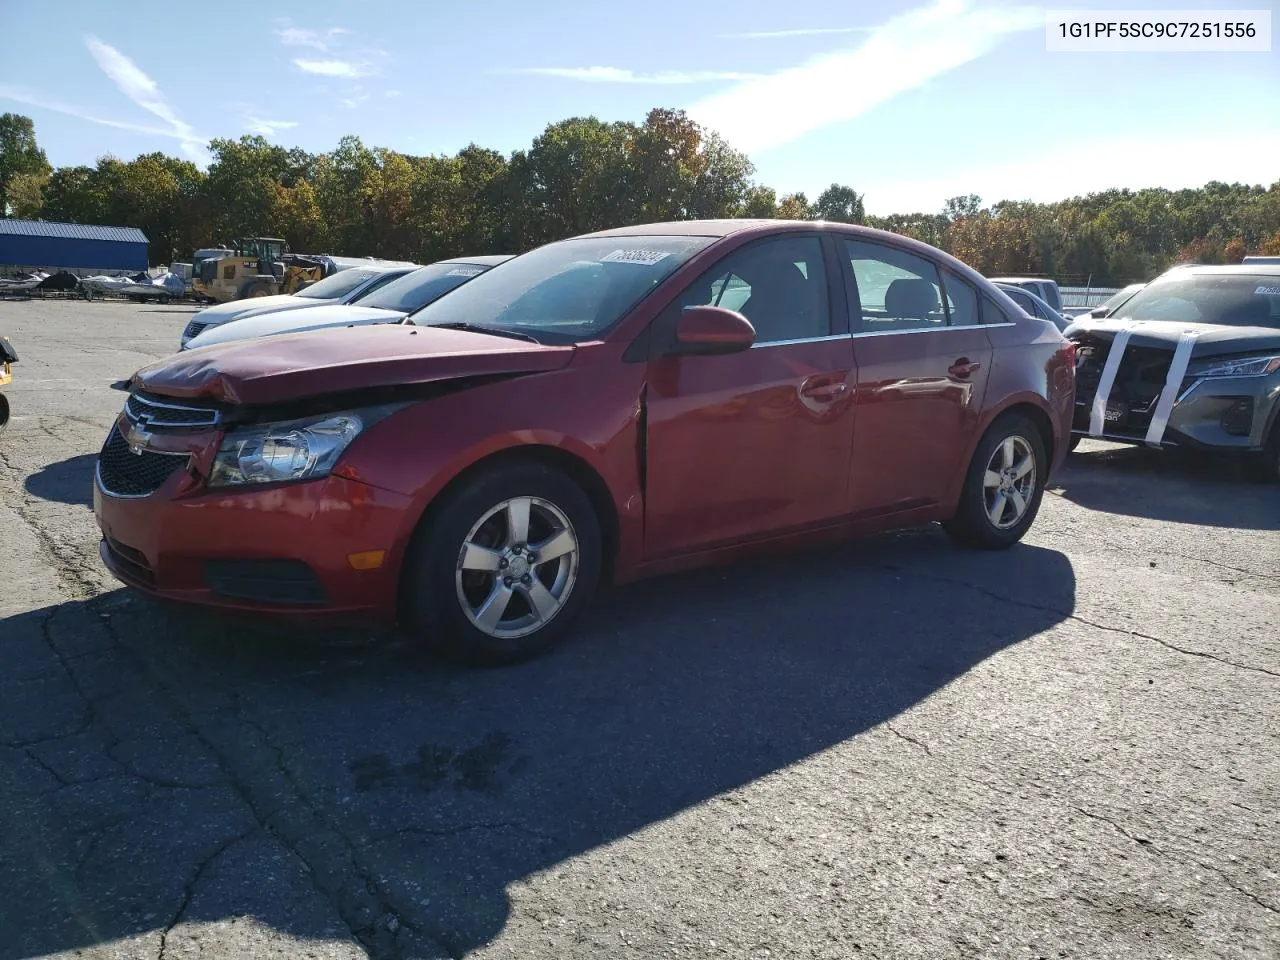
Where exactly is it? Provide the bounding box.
[132,323,576,405]
[185,304,405,349]
[194,294,324,322]
[1064,316,1280,358]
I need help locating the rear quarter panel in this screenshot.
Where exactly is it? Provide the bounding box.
[978,316,1076,483]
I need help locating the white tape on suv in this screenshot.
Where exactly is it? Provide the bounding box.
[1088,322,1139,437]
[1143,329,1201,448]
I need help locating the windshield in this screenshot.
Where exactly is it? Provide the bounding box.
[1096,283,1143,315]
[1112,274,1280,329]
[409,235,718,340]
[359,262,494,313]
[296,268,382,299]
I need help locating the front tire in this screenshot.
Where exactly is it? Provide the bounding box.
[943,412,1048,550]
[401,460,602,666]
[1246,417,1280,484]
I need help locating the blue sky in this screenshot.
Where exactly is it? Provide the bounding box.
[1,0,1276,215]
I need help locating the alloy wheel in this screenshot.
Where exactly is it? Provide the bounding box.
[983,435,1037,530]
[454,496,580,640]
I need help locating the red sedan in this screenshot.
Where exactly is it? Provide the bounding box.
[94,220,1076,665]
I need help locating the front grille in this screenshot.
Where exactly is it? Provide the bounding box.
[97,425,188,497]
[1072,339,1186,436]
[183,320,208,340]
[104,537,155,587]
[125,391,220,428]
[202,559,328,606]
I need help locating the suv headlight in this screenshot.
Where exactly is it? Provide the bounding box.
[1187,354,1280,379]
[209,411,366,487]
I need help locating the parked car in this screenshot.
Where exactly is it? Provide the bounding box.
[1069,283,1145,321]
[94,220,1076,665]
[182,256,513,350]
[1064,263,1280,481]
[179,263,420,348]
[994,282,1072,331]
[0,335,16,434]
[987,276,1063,313]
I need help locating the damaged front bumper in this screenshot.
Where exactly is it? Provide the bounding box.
[1070,328,1280,452]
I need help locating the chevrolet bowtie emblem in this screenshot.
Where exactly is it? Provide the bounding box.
[123,422,151,456]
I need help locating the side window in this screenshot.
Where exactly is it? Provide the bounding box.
[675,236,830,344]
[982,295,1018,325]
[1009,290,1034,313]
[941,270,980,326]
[844,239,946,333]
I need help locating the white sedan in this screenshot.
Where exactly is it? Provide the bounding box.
[179,262,419,348]
[181,256,513,351]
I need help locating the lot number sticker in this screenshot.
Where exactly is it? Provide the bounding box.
[446,266,485,277]
[601,249,671,266]
[1254,285,1280,296]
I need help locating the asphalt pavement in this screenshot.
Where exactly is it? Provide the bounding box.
[0,299,1276,960]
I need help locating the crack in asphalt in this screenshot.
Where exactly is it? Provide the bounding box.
[228,693,460,959]
[370,821,562,848]
[1075,806,1280,916]
[883,723,933,757]
[877,564,1279,679]
[157,828,259,960]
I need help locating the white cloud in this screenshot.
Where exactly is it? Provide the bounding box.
[857,131,1280,215]
[339,92,371,109]
[716,26,874,39]
[687,0,1041,153]
[245,117,299,136]
[294,58,376,78]
[276,26,349,52]
[0,85,177,139]
[384,89,402,98]
[83,34,209,163]
[501,66,764,84]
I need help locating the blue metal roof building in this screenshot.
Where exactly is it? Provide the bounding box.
[0,218,150,272]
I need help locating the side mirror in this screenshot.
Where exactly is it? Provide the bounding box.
[671,305,755,356]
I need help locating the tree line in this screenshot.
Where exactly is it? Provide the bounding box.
[2,110,1278,286]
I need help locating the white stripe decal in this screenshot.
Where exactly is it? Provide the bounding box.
[1143,330,1201,448]
[1088,322,1138,436]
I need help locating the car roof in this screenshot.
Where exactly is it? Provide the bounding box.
[437,254,514,266]
[1157,264,1280,277]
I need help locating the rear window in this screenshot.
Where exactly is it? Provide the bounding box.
[358,262,491,313]
[1113,274,1280,329]
[296,268,381,299]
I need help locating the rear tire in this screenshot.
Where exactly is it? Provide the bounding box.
[0,393,9,434]
[401,460,602,667]
[943,412,1048,550]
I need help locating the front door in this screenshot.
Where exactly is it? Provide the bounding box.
[839,237,994,514]
[643,234,857,558]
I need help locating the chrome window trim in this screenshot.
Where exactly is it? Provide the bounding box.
[750,333,851,349]
[850,322,1016,339]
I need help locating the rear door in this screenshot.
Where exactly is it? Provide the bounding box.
[643,233,857,557]
[839,238,994,515]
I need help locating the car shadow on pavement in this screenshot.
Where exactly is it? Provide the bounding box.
[23,453,97,507]
[0,530,1075,959]
[1052,442,1278,530]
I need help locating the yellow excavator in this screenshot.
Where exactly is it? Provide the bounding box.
[190,237,330,303]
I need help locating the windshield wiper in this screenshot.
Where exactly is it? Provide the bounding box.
[426,321,543,344]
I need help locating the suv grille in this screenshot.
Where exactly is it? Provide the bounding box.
[125,391,220,428]
[97,425,189,497]
[183,320,209,341]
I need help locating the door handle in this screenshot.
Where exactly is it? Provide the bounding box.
[800,379,850,401]
[948,358,982,378]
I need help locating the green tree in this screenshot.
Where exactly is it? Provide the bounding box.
[6,171,48,219]
[0,113,51,216]
[813,184,864,223]
[777,192,811,220]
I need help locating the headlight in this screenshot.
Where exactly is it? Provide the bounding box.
[1187,354,1280,379]
[209,412,365,487]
